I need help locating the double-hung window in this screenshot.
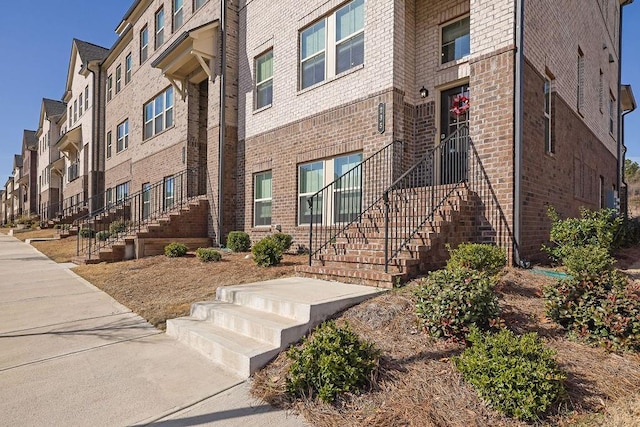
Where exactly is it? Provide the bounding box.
[79,94,83,116]
[255,50,273,109]
[155,8,165,49]
[107,75,113,101]
[125,53,132,84]
[140,26,149,63]
[609,93,616,135]
[544,77,553,154]
[577,49,585,112]
[116,65,122,93]
[144,87,174,139]
[299,0,364,90]
[74,100,78,122]
[164,176,175,209]
[117,120,129,152]
[194,0,206,10]
[84,86,89,110]
[142,183,151,219]
[254,171,272,226]
[173,0,184,31]
[298,162,324,224]
[106,131,112,158]
[441,16,470,63]
[116,182,129,202]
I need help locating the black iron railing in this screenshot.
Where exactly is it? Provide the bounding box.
[382,126,469,270]
[76,167,205,260]
[307,140,404,264]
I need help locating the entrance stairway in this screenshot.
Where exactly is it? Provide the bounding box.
[167,277,384,378]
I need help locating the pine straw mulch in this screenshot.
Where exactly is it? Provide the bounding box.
[72,253,307,330]
[251,266,640,427]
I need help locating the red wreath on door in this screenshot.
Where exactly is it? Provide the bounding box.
[451,94,470,116]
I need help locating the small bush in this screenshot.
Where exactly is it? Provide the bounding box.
[109,220,127,235]
[543,206,622,262]
[453,327,566,421]
[544,271,640,352]
[226,231,251,252]
[562,244,616,281]
[286,321,379,403]
[79,228,95,238]
[415,268,499,341]
[252,236,283,267]
[96,231,111,241]
[271,233,293,253]
[53,224,61,230]
[164,242,188,258]
[196,247,222,262]
[446,243,507,276]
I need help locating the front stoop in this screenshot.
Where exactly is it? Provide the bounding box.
[166,277,385,378]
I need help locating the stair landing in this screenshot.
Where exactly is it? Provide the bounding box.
[166,277,385,378]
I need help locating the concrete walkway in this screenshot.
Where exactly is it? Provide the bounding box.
[0,234,306,426]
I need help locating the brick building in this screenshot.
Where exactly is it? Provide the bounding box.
[16,130,38,216]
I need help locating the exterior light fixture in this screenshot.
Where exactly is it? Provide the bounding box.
[420,86,429,98]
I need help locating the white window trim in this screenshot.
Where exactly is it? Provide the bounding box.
[125,54,132,84]
[140,26,149,64]
[254,171,272,227]
[107,75,113,102]
[144,87,174,140]
[155,8,165,49]
[440,14,470,65]
[255,49,273,110]
[173,0,184,31]
[117,120,129,153]
[116,65,122,93]
[84,86,89,110]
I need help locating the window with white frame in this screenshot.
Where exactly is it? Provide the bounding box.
[74,100,78,122]
[140,26,149,63]
[106,131,112,158]
[173,0,184,31]
[144,87,174,139]
[69,106,73,125]
[125,53,132,84]
[85,86,89,110]
[117,120,129,152]
[441,16,470,64]
[106,188,113,206]
[116,65,122,93]
[79,94,83,116]
[544,77,553,154]
[299,0,364,90]
[298,152,362,225]
[116,181,129,202]
[164,176,175,209]
[255,50,273,109]
[194,0,206,10]
[107,74,113,101]
[142,183,151,219]
[254,171,272,226]
[155,8,165,48]
[609,92,616,135]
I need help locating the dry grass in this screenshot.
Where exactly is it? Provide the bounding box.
[251,266,640,427]
[11,228,57,242]
[31,236,78,263]
[73,253,306,330]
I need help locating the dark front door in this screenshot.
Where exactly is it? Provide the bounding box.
[440,84,470,184]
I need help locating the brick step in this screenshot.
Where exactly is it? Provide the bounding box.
[296,265,403,288]
[316,255,420,274]
[321,243,430,258]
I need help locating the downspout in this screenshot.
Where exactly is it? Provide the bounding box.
[218,0,227,246]
[513,0,525,266]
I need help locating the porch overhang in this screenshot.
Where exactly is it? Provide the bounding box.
[51,157,66,176]
[15,174,29,186]
[151,20,219,100]
[621,85,637,113]
[55,125,82,155]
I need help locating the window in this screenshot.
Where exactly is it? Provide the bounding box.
[106,131,112,158]
[142,183,151,219]
[117,120,129,152]
[155,8,165,49]
[116,65,122,93]
[254,171,272,226]
[173,0,184,31]
[577,49,585,112]
[164,176,175,209]
[299,0,364,90]
[125,53,132,84]
[194,0,206,10]
[74,100,78,122]
[544,77,553,154]
[79,94,83,116]
[298,153,363,225]
[116,182,129,202]
[107,74,113,101]
[255,50,273,109]
[106,188,113,206]
[144,87,174,139]
[84,86,89,110]
[140,26,149,63]
[609,93,616,135]
[599,70,604,112]
[441,16,470,64]
[69,107,73,125]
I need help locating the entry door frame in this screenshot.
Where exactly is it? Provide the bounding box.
[436,80,470,185]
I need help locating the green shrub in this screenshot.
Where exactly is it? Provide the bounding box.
[79,228,95,238]
[446,243,507,276]
[543,206,622,263]
[286,321,379,403]
[562,244,616,281]
[109,220,127,235]
[271,233,293,253]
[226,231,251,252]
[453,327,566,421]
[619,217,640,247]
[544,271,640,352]
[196,247,222,262]
[415,268,499,341]
[96,231,111,241]
[164,242,188,258]
[252,236,283,267]
[53,224,61,230]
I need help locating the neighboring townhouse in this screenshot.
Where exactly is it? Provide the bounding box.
[36,99,67,222]
[3,177,15,224]
[55,39,110,216]
[11,156,23,218]
[0,189,5,225]
[16,130,38,216]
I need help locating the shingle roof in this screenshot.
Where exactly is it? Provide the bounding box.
[14,155,22,169]
[42,98,67,118]
[23,130,37,151]
[74,39,109,63]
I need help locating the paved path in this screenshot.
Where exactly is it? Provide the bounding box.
[0,234,306,426]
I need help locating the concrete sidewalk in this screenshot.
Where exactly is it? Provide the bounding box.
[0,234,306,426]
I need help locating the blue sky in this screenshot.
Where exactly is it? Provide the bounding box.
[0,2,639,178]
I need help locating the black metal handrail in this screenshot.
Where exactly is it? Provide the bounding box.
[76,167,205,260]
[382,126,470,271]
[307,140,404,264]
